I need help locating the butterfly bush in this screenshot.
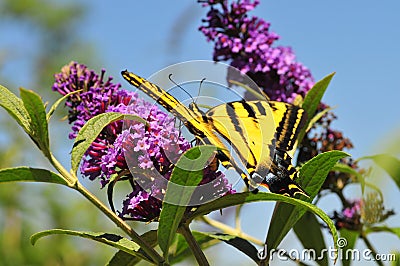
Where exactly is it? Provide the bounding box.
[198,0,396,232]
[52,61,234,221]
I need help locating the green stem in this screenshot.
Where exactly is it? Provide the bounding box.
[48,154,165,265]
[235,204,243,229]
[360,232,384,266]
[179,224,210,266]
[48,153,77,185]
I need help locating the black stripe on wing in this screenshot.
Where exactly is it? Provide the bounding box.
[271,103,306,152]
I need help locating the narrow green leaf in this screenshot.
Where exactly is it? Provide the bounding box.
[297,72,335,145]
[185,191,339,259]
[108,230,158,266]
[108,251,138,266]
[0,167,67,186]
[71,112,146,174]
[305,106,335,133]
[158,145,216,256]
[339,228,359,266]
[203,233,260,263]
[172,231,260,263]
[170,231,220,264]
[359,154,400,190]
[20,88,49,153]
[266,151,348,254]
[332,163,383,197]
[365,226,400,239]
[302,72,335,114]
[332,162,365,193]
[170,231,260,264]
[31,229,152,263]
[294,212,328,266]
[47,90,82,121]
[0,84,31,133]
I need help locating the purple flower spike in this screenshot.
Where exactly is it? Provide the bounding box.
[199,0,314,102]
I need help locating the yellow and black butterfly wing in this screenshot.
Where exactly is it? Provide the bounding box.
[121,70,236,169]
[122,70,200,128]
[205,101,276,187]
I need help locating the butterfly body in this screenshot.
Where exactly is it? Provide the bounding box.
[122,70,308,197]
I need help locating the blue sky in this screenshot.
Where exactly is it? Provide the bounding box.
[2,0,400,265]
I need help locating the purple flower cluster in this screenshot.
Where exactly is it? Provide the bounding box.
[332,199,363,231]
[52,62,131,139]
[53,62,134,182]
[199,0,314,102]
[332,195,395,231]
[52,62,234,221]
[343,200,362,219]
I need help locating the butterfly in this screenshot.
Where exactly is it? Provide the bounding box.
[121,70,308,197]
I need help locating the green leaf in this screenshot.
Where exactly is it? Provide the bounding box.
[158,145,216,256]
[20,88,49,154]
[365,226,400,239]
[203,233,260,263]
[108,230,158,266]
[170,231,220,264]
[266,151,348,255]
[0,167,67,186]
[71,112,146,174]
[31,229,152,263]
[339,228,359,266]
[297,72,335,145]
[294,212,328,266]
[299,151,349,199]
[185,191,339,260]
[0,84,31,133]
[47,90,82,122]
[170,231,260,264]
[332,162,365,193]
[305,106,335,133]
[359,154,400,190]
[172,231,260,263]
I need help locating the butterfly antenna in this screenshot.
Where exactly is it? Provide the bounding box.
[168,74,195,105]
[195,78,206,105]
